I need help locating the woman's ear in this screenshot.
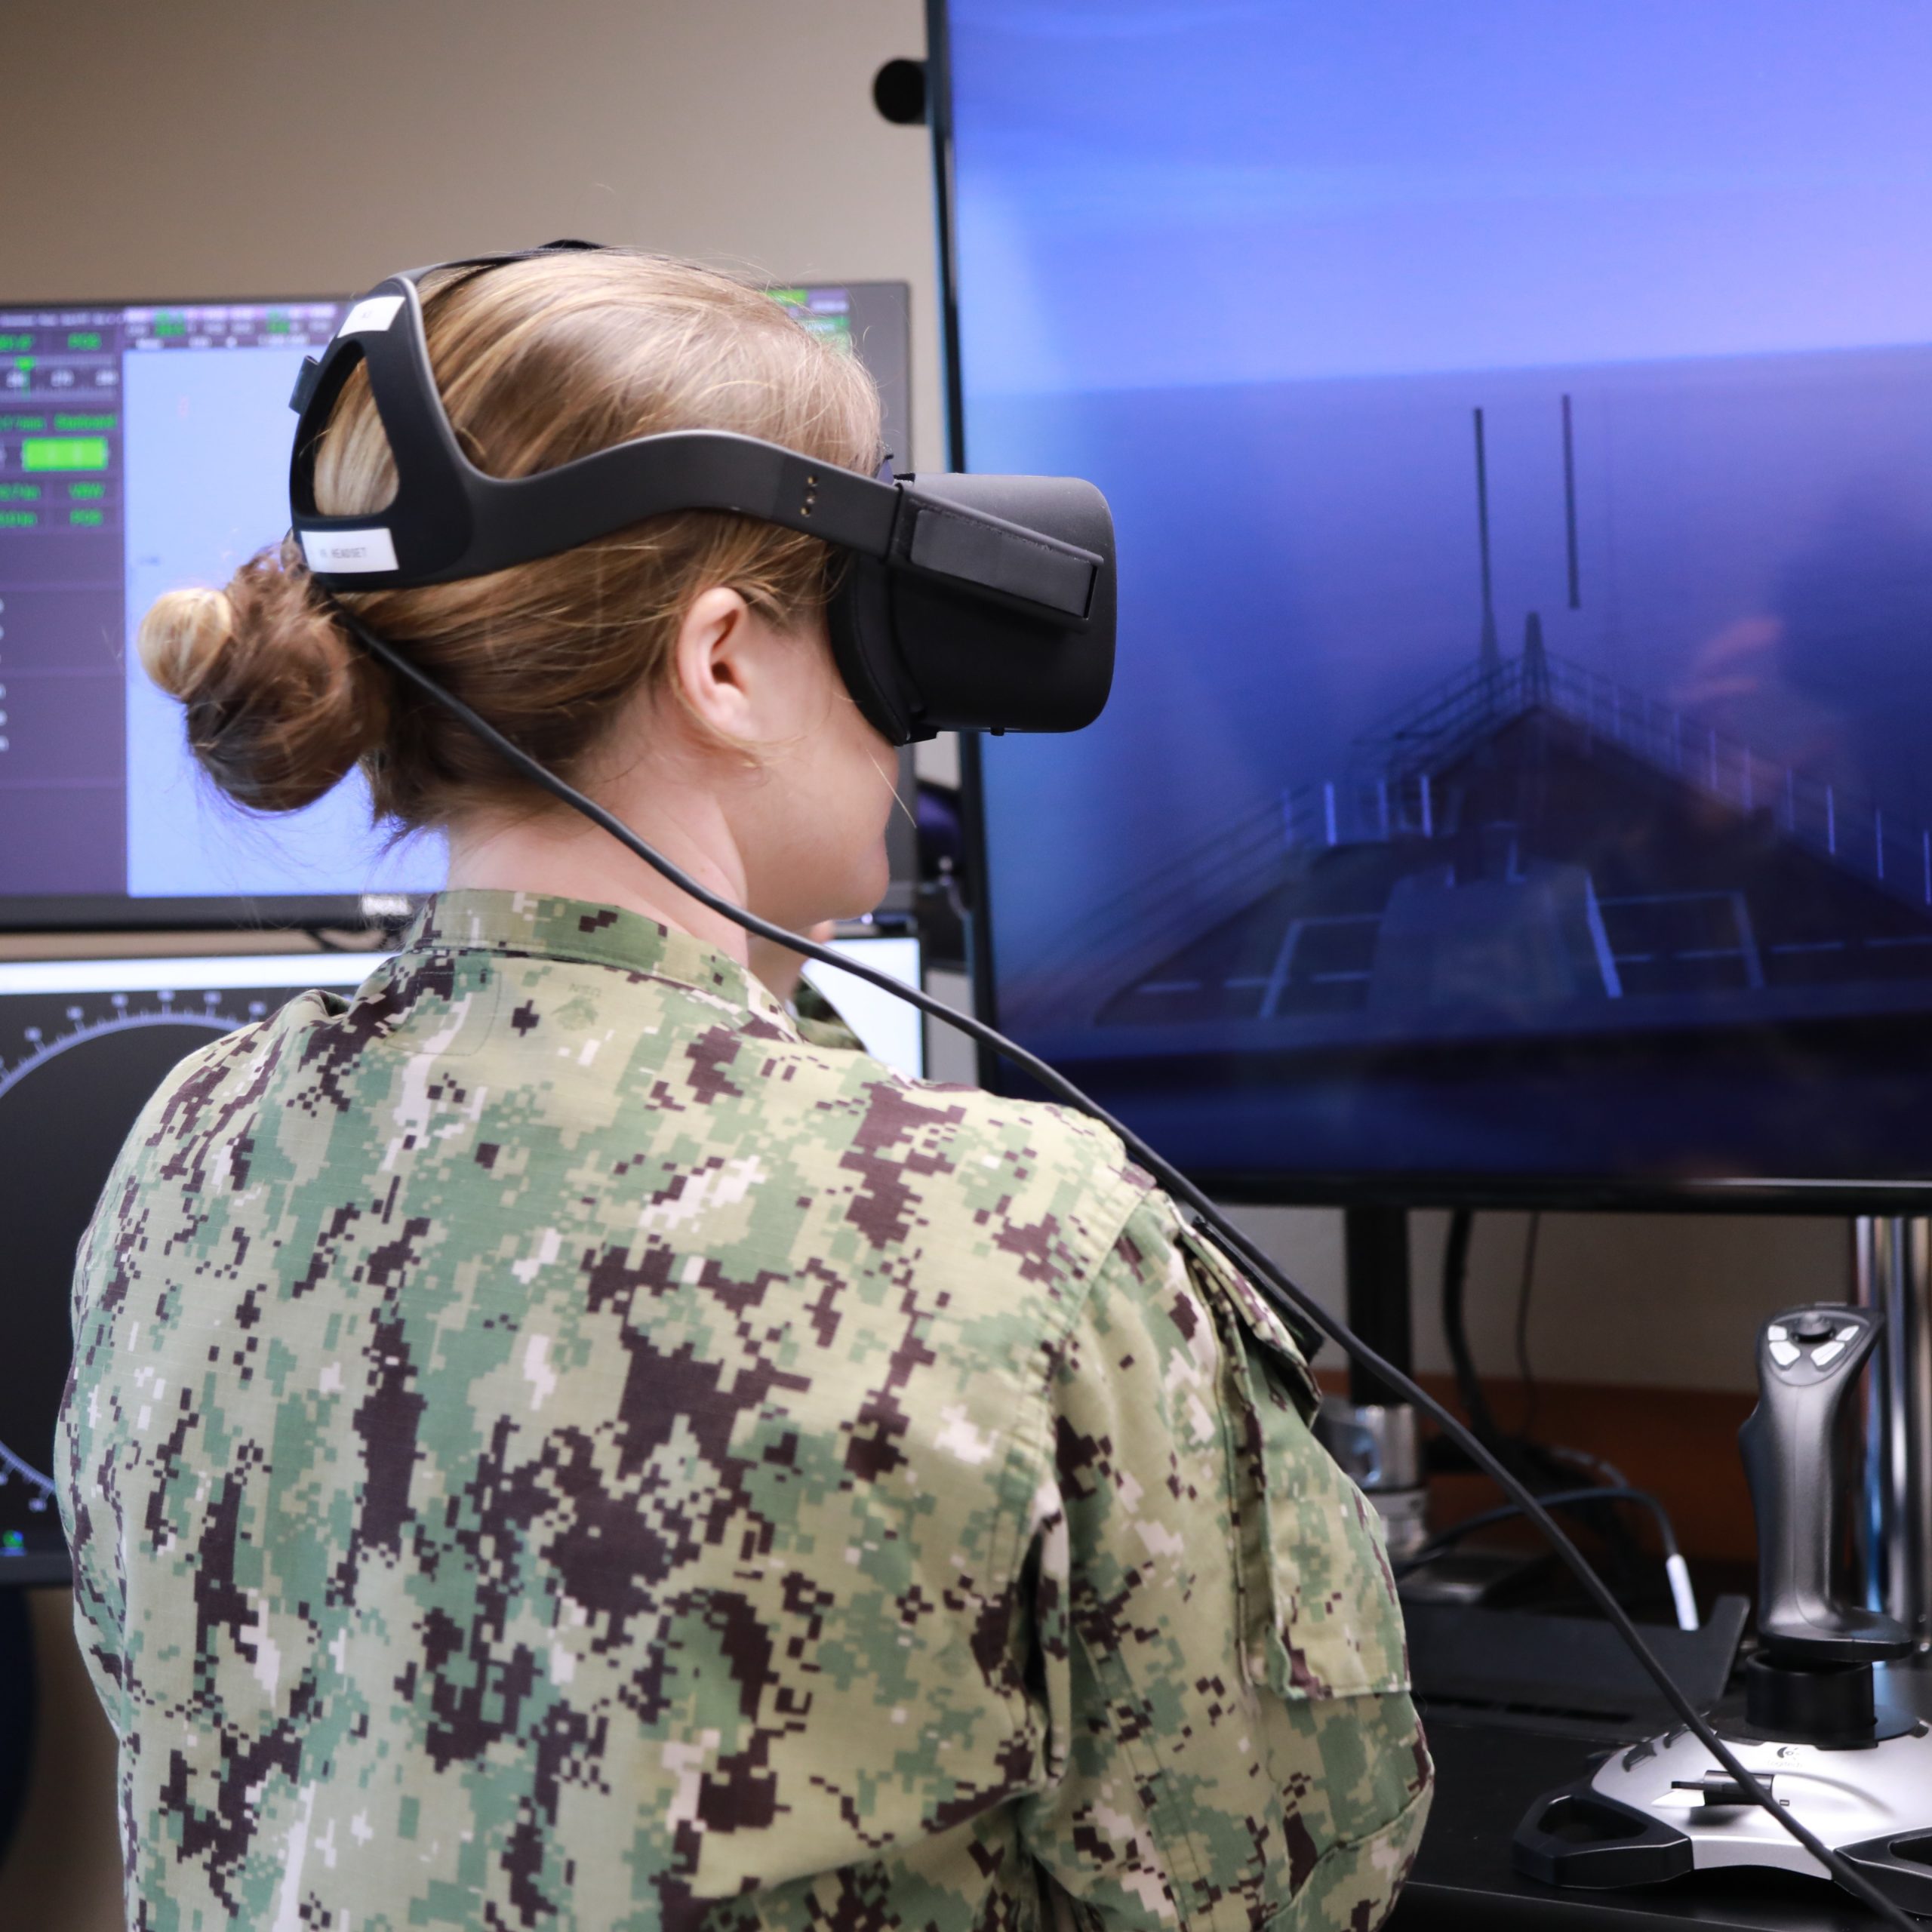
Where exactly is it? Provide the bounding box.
[672,586,759,740]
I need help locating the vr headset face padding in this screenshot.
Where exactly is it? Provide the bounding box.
[828,472,1117,745]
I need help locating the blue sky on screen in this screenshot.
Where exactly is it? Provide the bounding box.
[951,0,1932,1001]
[953,0,1932,395]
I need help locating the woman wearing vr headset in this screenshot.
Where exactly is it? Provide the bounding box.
[60,250,1428,1931]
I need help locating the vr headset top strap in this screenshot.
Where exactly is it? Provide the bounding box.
[288,245,1103,623]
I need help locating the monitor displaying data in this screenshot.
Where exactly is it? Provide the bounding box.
[0,279,910,928]
[941,2,1932,1200]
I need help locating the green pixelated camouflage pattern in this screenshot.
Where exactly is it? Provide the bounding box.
[58,891,1430,1930]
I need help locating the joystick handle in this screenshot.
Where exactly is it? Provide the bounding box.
[1739,1303,1912,1665]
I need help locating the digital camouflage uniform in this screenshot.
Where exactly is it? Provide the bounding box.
[59,890,1431,1931]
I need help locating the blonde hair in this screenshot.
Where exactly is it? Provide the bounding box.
[137,251,882,823]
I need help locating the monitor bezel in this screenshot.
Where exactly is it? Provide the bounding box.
[924,0,1932,1216]
[0,275,912,935]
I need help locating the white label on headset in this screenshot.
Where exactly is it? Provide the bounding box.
[337,294,405,337]
[300,528,398,574]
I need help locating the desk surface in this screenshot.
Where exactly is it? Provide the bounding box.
[1393,1718,1894,1930]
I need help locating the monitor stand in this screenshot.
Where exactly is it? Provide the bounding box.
[1344,1205,1414,1404]
[1316,1206,1429,1557]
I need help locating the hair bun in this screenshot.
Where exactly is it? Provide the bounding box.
[137,586,235,699]
[138,545,392,814]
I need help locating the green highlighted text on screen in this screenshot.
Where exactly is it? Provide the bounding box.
[21,436,109,472]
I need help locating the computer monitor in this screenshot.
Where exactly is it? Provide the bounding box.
[0,931,922,1585]
[933,2,1932,1204]
[0,949,389,1583]
[767,282,912,469]
[0,278,911,930]
[804,933,925,1080]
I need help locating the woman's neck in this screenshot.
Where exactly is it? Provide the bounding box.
[444,798,753,965]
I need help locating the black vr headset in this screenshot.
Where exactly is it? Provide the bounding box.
[287,243,1115,745]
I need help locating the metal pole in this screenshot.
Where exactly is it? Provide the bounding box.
[1858,1220,1886,1613]
[1474,407,1500,672]
[1562,393,1581,611]
[1857,1216,1932,1649]
[1894,1216,1931,1649]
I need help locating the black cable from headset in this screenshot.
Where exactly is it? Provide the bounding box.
[331,598,1917,1932]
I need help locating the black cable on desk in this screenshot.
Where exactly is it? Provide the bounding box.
[1400,1485,1681,1571]
[1396,1484,1699,1630]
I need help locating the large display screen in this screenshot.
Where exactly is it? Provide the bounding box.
[0,281,910,928]
[943,2,1932,1198]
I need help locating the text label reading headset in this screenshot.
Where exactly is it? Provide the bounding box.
[287,244,1914,1928]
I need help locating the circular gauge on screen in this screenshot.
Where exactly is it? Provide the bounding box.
[0,952,381,1584]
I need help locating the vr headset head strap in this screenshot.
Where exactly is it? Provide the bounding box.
[291,264,906,588]
[291,276,473,578]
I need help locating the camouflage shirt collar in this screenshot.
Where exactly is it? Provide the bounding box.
[402,890,801,1035]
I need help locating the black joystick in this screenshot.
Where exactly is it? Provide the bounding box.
[1738,1303,1911,1740]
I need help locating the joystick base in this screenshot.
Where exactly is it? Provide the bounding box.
[1514,1703,1932,1911]
[1744,1654,1876,1743]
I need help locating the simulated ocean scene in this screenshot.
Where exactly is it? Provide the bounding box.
[949,1,1932,1183]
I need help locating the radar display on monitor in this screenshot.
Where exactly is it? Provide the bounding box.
[0,950,385,1584]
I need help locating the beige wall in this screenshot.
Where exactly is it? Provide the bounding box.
[1224,1204,1850,1395]
[5,0,943,469]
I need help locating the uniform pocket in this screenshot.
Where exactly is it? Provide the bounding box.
[1178,1223,1413,1704]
